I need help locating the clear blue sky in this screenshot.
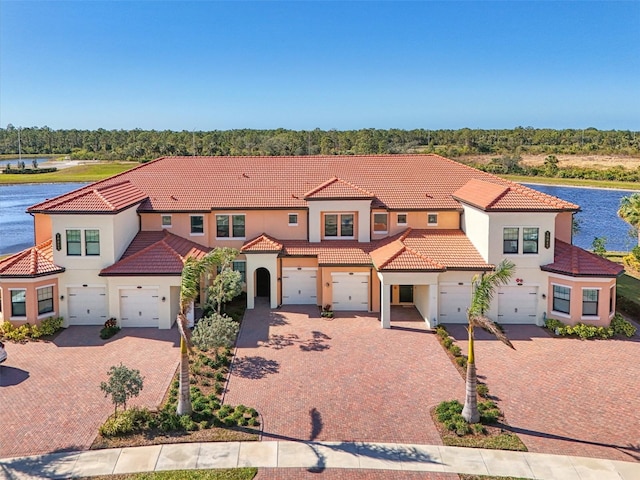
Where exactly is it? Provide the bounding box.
[1,1,638,131]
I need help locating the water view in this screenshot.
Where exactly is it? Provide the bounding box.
[0,182,636,256]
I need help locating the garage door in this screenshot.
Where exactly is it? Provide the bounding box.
[439,285,471,323]
[282,268,318,305]
[68,286,108,325]
[120,288,159,327]
[498,286,538,324]
[332,272,368,311]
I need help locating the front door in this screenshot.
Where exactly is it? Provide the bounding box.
[399,285,414,303]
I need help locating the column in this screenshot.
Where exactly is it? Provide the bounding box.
[381,280,391,329]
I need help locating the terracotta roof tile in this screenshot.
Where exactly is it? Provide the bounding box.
[304,177,375,200]
[541,240,624,277]
[26,155,577,213]
[281,240,373,266]
[0,240,64,278]
[100,231,210,276]
[453,178,578,212]
[241,234,284,253]
[29,180,147,213]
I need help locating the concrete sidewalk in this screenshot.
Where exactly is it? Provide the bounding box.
[1,441,638,480]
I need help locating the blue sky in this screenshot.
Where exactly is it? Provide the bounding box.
[1,1,638,131]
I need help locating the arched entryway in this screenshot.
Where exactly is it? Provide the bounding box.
[256,267,271,298]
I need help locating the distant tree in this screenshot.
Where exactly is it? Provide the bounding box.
[32,158,38,169]
[100,363,144,415]
[543,155,559,176]
[618,193,640,247]
[205,247,242,315]
[591,237,607,257]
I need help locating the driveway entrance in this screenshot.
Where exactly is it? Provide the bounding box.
[224,301,462,445]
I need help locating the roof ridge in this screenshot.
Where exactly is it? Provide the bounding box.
[403,244,445,269]
[486,185,512,209]
[303,177,339,198]
[159,237,186,263]
[377,240,406,269]
[93,188,116,210]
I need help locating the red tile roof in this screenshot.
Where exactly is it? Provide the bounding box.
[280,240,373,266]
[100,231,210,276]
[241,234,284,253]
[453,178,578,212]
[0,240,64,278]
[370,229,492,271]
[541,240,624,277]
[304,177,375,200]
[29,180,147,214]
[26,155,578,213]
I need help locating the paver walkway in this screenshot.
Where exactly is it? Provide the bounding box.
[224,301,462,445]
[445,324,640,463]
[0,326,179,458]
[2,441,638,480]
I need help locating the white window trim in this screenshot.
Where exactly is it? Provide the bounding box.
[288,213,299,226]
[161,214,172,228]
[66,228,101,257]
[9,287,27,319]
[522,226,541,255]
[215,213,246,240]
[427,213,438,226]
[323,212,355,240]
[373,212,388,234]
[189,214,205,236]
[581,287,601,319]
[551,283,572,317]
[36,283,56,318]
[396,213,407,226]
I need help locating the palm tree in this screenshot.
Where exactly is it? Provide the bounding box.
[461,259,516,423]
[176,257,201,415]
[618,193,640,247]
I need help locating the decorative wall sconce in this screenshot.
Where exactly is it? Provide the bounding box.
[541,293,546,299]
[161,296,166,302]
[545,231,551,249]
[60,295,64,301]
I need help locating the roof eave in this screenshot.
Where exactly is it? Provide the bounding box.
[540,266,622,278]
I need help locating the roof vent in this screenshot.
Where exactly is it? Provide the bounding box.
[242,173,249,178]
[291,194,299,199]
[170,195,177,201]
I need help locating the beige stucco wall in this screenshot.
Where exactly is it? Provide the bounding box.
[0,277,60,326]
[383,211,460,237]
[308,199,372,242]
[34,213,52,245]
[547,274,617,327]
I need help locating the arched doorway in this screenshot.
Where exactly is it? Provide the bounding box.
[256,267,271,298]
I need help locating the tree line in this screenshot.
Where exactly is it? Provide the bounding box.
[1,125,639,161]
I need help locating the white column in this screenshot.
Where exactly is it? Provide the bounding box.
[429,283,439,327]
[381,280,391,329]
[246,266,255,310]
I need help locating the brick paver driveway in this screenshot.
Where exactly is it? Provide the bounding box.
[445,324,640,462]
[0,326,179,458]
[224,301,463,446]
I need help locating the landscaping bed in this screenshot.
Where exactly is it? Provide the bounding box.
[81,468,258,480]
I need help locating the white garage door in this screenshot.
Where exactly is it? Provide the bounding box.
[332,272,369,311]
[282,268,318,305]
[498,286,538,324]
[68,286,108,325]
[439,285,471,324]
[120,288,159,327]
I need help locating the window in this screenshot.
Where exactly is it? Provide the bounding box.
[161,215,172,228]
[37,286,54,315]
[523,228,539,254]
[609,286,615,314]
[397,213,407,225]
[11,289,26,317]
[288,213,298,226]
[66,229,81,256]
[233,261,246,283]
[503,228,519,254]
[85,229,100,255]
[216,214,245,238]
[324,213,354,238]
[373,213,388,233]
[582,289,599,316]
[427,213,438,226]
[191,215,204,235]
[553,285,571,314]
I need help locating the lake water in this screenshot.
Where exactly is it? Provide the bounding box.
[0,181,636,256]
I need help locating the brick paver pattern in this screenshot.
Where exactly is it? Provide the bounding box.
[224,301,463,447]
[0,326,179,458]
[445,324,640,463]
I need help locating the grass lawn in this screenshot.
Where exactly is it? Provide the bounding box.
[0,162,139,184]
[502,174,640,191]
[83,468,257,480]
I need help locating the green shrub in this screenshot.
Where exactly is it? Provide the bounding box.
[476,383,489,398]
[179,415,198,431]
[248,417,260,427]
[610,314,637,337]
[448,344,461,357]
[454,418,471,436]
[223,416,236,427]
[478,400,501,424]
[29,324,43,339]
[435,400,463,423]
[248,408,259,418]
[218,405,232,418]
[5,324,31,342]
[472,423,486,435]
[100,326,120,339]
[455,356,467,368]
[544,318,564,332]
[99,413,135,437]
[39,316,63,336]
[159,411,182,432]
[442,337,453,348]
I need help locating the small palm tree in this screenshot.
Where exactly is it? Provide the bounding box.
[618,193,640,247]
[461,259,516,423]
